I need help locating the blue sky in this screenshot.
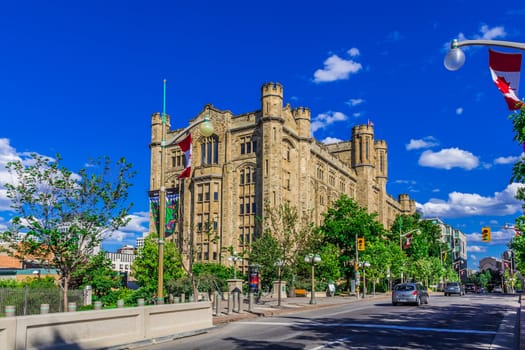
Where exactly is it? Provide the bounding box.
[0,1,524,270]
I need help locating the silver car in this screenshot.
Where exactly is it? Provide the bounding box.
[444,282,465,296]
[392,282,429,306]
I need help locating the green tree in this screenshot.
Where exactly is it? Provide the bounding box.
[1,154,135,310]
[258,202,318,295]
[249,231,281,292]
[132,233,184,300]
[320,195,386,290]
[72,251,123,304]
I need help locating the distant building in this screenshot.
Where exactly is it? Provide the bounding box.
[105,248,136,274]
[149,82,416,272]
[135,232,148,251]
[479,257,503,272]
[426,218,468,280]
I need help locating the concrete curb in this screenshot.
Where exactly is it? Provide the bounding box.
[212,294,390,325]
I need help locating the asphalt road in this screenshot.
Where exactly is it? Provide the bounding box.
[136,293,520,350]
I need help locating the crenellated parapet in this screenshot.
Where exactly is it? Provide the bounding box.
[292,106,311,139]
[374,139,387,150]
[261,82,284,97]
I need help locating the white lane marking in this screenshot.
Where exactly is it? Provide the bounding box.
[308,337,350,350]
[237,321,498,335]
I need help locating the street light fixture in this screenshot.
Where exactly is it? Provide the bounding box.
[228,252,243,279]
[444,38,525,71]
[304,253,321,305]
[156,80,214,303]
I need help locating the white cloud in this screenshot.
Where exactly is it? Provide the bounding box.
[467,245,487,253]
[346,98,364,107]
[419,148,479,170]
[100,211,150,247]
[494,154,521,165]
[321,137,343,144]
[406,137,439,150]
[313,49,363,83]
[478,24,506,40]
[456,107,463,115]
[416,183,524,219]
[311,111,348,133]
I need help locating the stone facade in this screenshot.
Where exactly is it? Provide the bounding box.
[149,82,415,269]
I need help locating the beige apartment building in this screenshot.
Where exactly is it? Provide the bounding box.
[149,82,415,268]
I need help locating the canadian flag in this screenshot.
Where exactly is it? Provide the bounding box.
[489,49,524,110]
[404,233,413,249]
[177,133,192,179]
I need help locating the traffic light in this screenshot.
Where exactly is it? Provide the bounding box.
[481,227,491,242]
[357,237,365,251]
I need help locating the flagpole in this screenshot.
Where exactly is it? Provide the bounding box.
[154,82,214,304]
[157,79,167,303]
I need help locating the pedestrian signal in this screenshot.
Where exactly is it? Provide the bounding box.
[481,227,491,242]
[357,237,365,251]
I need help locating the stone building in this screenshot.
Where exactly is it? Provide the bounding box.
[149,82,415,269]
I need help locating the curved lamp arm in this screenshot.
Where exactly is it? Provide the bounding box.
[163,115,214,147]
[444,38,525,71]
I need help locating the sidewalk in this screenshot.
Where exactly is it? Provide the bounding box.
[212,293,389,325]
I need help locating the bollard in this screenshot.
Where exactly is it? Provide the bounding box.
[169,294,174,304]
[67,302,77,312]
[117,299,124,308]
[137,298,145,306]
[83,285,92,306]
[40,304,49,314]
[5,305,15,317]
[181,293,185,303]
[94,301,102,310]
[227,293,233,314]
[214,292,221,316]
[248,292,254,312]
[231,287,241,313]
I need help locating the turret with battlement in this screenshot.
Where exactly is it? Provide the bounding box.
[292,106,311,139]
[261,82,283,118]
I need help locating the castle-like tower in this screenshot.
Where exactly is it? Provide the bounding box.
[149,82,416,270]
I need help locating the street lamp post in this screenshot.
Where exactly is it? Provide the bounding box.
[359,261,370,298]
[156,80,214,303]
[275,259,285,307]
[304,253,321,305]
[444,38,525,71]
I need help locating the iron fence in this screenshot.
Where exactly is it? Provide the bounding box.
[0,287,84,316]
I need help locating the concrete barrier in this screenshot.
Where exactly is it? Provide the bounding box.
[0,301,212,350]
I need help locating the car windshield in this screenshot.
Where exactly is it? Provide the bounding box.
[446,283,458,287]
[395,284,415,291]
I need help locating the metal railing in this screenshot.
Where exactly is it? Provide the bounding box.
[0,287,83,316]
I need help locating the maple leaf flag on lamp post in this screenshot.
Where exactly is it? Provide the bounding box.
[404,233,413,249]
[489,49,524,110]
[177,133,192,179]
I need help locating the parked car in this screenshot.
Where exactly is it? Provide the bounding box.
[392,282,429,306]
[492,286,503,293]
[465,283,477,293]
[444,282,465,296]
